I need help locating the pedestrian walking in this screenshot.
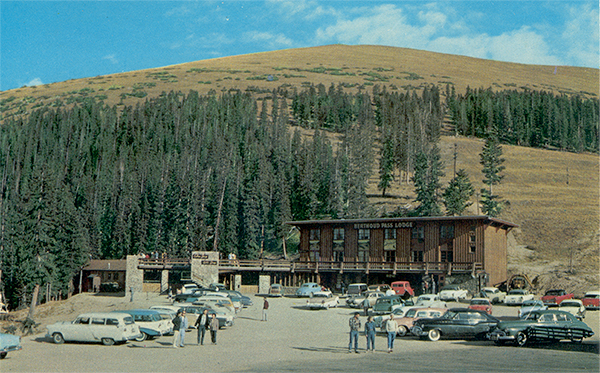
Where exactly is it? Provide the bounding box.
[209,313,219,344]
[385,313,398,353]
[348,312,361,353]
[195,309,209,345]
[364,316,376,352]
[362,298,369,316]
[178,310,189,347]
[262,297,269,321]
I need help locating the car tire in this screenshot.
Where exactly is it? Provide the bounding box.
[397,326,408,337]
[515,331,528,347]
[135,332,147,342]
[52,333,65,344]
[101,338,115,346]
[427,329,441,341]
[0,351,7,359]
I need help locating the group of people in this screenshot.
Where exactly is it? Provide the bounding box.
[171,309,220,348]
[349,312,398,353]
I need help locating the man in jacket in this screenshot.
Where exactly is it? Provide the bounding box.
[195,309,209,345]
[172,310,188,348]
[385,313,399,353]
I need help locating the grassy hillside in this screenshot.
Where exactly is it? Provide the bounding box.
[1,44,598,291]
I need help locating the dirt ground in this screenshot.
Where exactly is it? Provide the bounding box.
[1,293,599,372]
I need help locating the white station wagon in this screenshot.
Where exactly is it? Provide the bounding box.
[46,312,142,346]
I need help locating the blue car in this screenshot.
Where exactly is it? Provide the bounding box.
[117,309,171,341]
[0,332,22,359]
[296,283,321,297]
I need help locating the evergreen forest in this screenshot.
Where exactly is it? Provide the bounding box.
[0,83,597,309]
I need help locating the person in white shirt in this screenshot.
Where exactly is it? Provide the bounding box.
[385,314,399,353]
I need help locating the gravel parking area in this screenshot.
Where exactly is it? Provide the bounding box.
[3,294,599,372]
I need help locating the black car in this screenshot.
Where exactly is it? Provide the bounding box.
[411,308,500,341]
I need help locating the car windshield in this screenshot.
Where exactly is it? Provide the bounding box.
[405,309,417,318]
[441,285,458,291]
[545,290,563,296]
[123,316,134,325]
[560,301,579,307]
[522,300,539,306]
[508,290,525,295]
[471,300,489,305]
[585,294,600,299]
[523,313,540,321]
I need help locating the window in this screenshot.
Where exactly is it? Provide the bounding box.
[143,269,161,283]
[357,229,370,262]
[358,229,370,241]
[412,226,424,241]
[469,226,477,253]
[385,250,396,263]
[441,250,453,262]
[333,250,344,262]
[92,318,105,325]
[309,229,321,241]
[333,228,344,241]
[412,251,424,262]
[106,318,119,326]
[385,228,396,240]
[440,225,454,239]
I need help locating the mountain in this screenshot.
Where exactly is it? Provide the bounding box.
[1,44,598,292]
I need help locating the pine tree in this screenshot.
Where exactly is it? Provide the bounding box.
[479,127,506,217]
[443,169,474,216]
[412,145,444,216]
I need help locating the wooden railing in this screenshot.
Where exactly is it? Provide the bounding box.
[137,257,482,274]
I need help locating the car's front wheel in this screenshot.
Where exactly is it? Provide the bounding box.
[52,333,65,344]
[515,331,528,347]
[0,351,7,359]
[101,338,115,346]
[427,329,441,341]
[134,332,147,342]
[397,325,408,337]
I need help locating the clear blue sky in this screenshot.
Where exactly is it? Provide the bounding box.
[1,1,598,91]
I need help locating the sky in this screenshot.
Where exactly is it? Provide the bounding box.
[1,1,598,91]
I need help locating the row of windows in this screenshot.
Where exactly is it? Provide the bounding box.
[310,225,463,242]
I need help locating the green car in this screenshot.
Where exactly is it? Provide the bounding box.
[371,296,413,316]
[488,310,594,347]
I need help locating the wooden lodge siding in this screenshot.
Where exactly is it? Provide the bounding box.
[288,216,516,285]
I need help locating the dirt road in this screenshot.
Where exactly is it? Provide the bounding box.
[2,293,599,372]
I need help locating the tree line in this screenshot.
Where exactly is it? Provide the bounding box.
[0,82,595,309]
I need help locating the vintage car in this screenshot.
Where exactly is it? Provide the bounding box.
[346,291,385,308]
[411,308,499,341]
[390,281,415,297]
[347,283,368,296]
[150,305,193,327]
[371,295,414,316]
[582,290,600,310]
[46,312,142,345]
[269,284,284,297]
[296,282,321,297]
[120,309,170,341]
[306,291,339,310]
[208,283,227,291]
[558,299,586,320]
[468,298,493,315]
[489,310,594,347]
[518,300,548,318]
[0,332,22,359]
[414,294,447,308]
[438,285,469,302]
[193,296,236,314]
[150,308,176,334]
[180,305,234,328]
[541,289,574,306]
[504,289,535,306]
[181,283,200,294]
[480,287,506,304]
[225,290,253,307]
[393,307,448,336]
[368,284,392,293]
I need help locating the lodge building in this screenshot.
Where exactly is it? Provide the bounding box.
[288,215,517,290]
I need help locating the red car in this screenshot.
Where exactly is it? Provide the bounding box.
[541,289,574,306]
[582,291,599,310]
[468,298,493,314]
[391,281,414,297]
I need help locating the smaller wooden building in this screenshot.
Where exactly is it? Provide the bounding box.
[287,216,517,287]
[81,260,127,292]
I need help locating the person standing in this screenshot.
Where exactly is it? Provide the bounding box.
[172,310,183,348]
[195,309,209,345]
[385,313,399,353]
[209,313,219,344]
[362,298,369,316]
[364,316,376,352]
[178,310,189,347]
[348,312,361,353]
[262,297,269,321]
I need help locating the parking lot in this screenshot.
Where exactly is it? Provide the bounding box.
[3,294,599,372]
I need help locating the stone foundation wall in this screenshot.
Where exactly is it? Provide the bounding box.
[190,251,219,287]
